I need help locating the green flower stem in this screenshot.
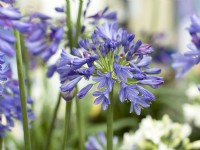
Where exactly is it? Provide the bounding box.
[74,1,84,150]
[63,0,84,149]
[20,34,31,96]
[15,30,31,150]
[62,0,73,149]
[62,101,72,150]
[74,0,83,46]
[107,89,114,150]
[75,87,84,150]
[66,0,73,49]
[44,93,61,150]
[0,137,2,150]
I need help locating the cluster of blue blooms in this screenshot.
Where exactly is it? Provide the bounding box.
[172,14,200,90]
[24,12,64,62]
[0,55,34,137]
[57,22,163,115]
[0,3,21,56]
[0,0,15,3]
[46,7,118,77]
[0,1,34,137]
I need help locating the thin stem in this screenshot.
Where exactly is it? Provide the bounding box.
[107,89,114,150]
[75,87,84,150]
[62,0,73,149]
[74,1,84,150]
[15,30,31,150]
[44,93,61,150]
[74,0,83,46]
[66,0,73,49]
[62,101,72,150]
[0,137,2,150]
[20,34,31,96]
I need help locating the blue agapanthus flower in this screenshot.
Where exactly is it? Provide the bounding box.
[46,7,117,78]
[0,0,15,3]
[0,4,33,57]
[85,131,118,150]
[24,12,64,62]
[172,14,200,90]
[57,22,163,115]
[0,52,34,137]
[0,5,31,32]
[0,5,21,57]
[0,28,16,57]
[0,5,35,136]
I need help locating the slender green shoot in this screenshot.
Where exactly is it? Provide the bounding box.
[15,30,31,150]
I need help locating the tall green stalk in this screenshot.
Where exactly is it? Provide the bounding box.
[66,0,73,49]
[62,0,84,149]
[15,30,31,150]
[61,0,73,149]
[20,34,31,96]
[107,89,114,150]
[75,1,84,150]
[62,102,72,149]
[75,88,84,150]
[44,93,61,150]
[74,0,83,46]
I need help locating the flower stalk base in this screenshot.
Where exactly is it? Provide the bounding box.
[107,89,114,150]
[15,30,31,150]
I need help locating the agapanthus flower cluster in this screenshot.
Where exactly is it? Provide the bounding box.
[57,22,163,115]
[0,52,34,137]
[85,131,118,150]
[0,0,15,4]
[0,4,22,57]
[24,12,64,62]
[0,1,34,57]
[47,7,117,77]
[0,4,34,137]
[172,14,200,89]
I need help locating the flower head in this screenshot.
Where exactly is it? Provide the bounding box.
[57,22,163,115]
[0,0,15,4]
[0,4,33,57]
[172,14,200,90]
[0,52,34,137]
[24,12,64,62]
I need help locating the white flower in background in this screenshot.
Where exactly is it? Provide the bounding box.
[139,115,171,144]
[121,131,142,150]
[158,143,174,150]
[180,124,192,138]
[183,83,200,128]
[121,115,191,150]
[183,104,200,128]
[186,84,200,100]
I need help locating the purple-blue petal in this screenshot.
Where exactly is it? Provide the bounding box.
[77,84,93,99]
[60,76,82,92]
